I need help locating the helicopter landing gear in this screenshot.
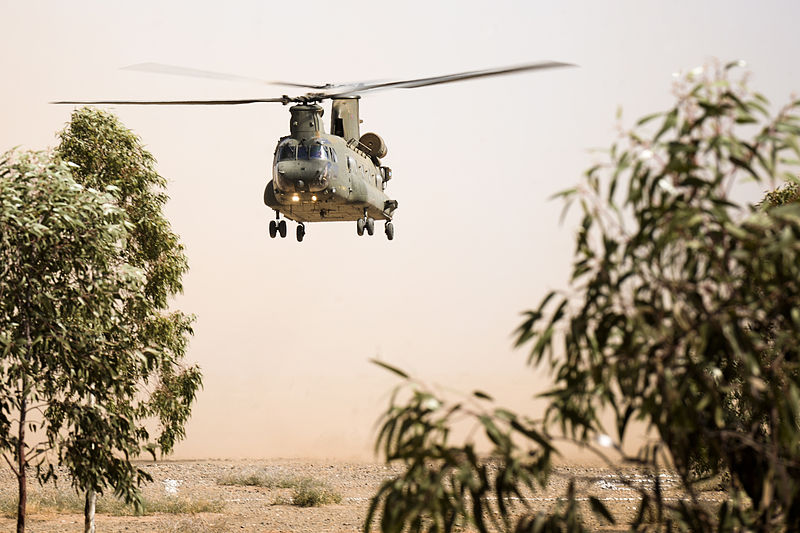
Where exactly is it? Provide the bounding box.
[296,223,305,242]
[269,220,287,238]
[269,213,288,239]
[357,209,375,237]
[385,221,394,240]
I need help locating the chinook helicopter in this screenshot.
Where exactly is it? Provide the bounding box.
[54,61,572,242]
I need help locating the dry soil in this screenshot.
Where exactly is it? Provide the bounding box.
[0,459,724,532]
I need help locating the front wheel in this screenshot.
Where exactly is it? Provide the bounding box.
[269,220,278,238]
[356,218,365,236]
[296,224,305,242]
[385,221,394,240]
[366,217,375,236]
[278,220,287,238]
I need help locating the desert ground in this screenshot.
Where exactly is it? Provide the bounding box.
[0,459,724,532]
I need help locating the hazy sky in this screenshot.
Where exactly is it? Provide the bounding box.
[2,1,799,459]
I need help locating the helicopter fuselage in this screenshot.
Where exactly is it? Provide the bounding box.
[264,132,394,223]
[263,102,397,226]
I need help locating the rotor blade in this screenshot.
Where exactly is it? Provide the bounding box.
[332,61,575,96]
[123,63,274,85]
[51,97,295,105]
[125,63,334,90]
[269,80,335,90]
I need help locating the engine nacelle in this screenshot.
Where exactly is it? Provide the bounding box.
[358,132,388,159]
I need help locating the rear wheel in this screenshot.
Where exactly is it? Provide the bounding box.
[356,218,365,236]
[278,220,287,238]
[385,221,394,240]
[296,224,305,242]
[366,217,375,236]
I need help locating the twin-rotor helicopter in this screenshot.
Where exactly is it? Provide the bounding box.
[55,61,572,242]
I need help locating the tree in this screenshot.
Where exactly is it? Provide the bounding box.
[368,62,800,532]
[0,150,147,533]
[55,107,202,532]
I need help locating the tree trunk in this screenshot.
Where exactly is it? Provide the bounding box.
[16,392,27,533]
[84,490,96,533]
[84,394,96,533]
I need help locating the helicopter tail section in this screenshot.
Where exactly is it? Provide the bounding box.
[330,97,360,142]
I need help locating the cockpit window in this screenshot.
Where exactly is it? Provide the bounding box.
[309,144,327,160]
[279,142,332,161]
[278,144,296,161]
[326,146,337,162]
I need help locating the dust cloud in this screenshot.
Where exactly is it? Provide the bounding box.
[3,1,799,466]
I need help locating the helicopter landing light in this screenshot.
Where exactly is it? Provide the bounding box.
[311,195,317,202]
[292,194,300,202]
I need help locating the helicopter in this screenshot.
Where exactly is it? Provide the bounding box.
[54,61,573,242]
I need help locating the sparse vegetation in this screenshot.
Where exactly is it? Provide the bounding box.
[121,495,223,516]
[283,478,343,507]
[0,488,85,517]
[217,470,342,507]
[217,470,289,488]
[0,486,222,518]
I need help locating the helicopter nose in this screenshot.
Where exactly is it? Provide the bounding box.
[274,160,330,192]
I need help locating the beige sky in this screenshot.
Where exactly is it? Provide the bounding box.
[2,0,799,460]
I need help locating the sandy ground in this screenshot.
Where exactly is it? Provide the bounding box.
[0,460,725,532]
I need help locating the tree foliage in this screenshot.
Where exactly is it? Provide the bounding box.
[0,108,202,532]
[368,62,800,532]
[54,108,202,501]
[0,150,147,532]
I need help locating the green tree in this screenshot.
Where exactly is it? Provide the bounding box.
[0,150,147,533]
[55,108,202,532]
[368,62,800,532]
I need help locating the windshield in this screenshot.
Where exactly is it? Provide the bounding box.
[278,142,330,161]
[309,144,327,160]
[278,144,296,161]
